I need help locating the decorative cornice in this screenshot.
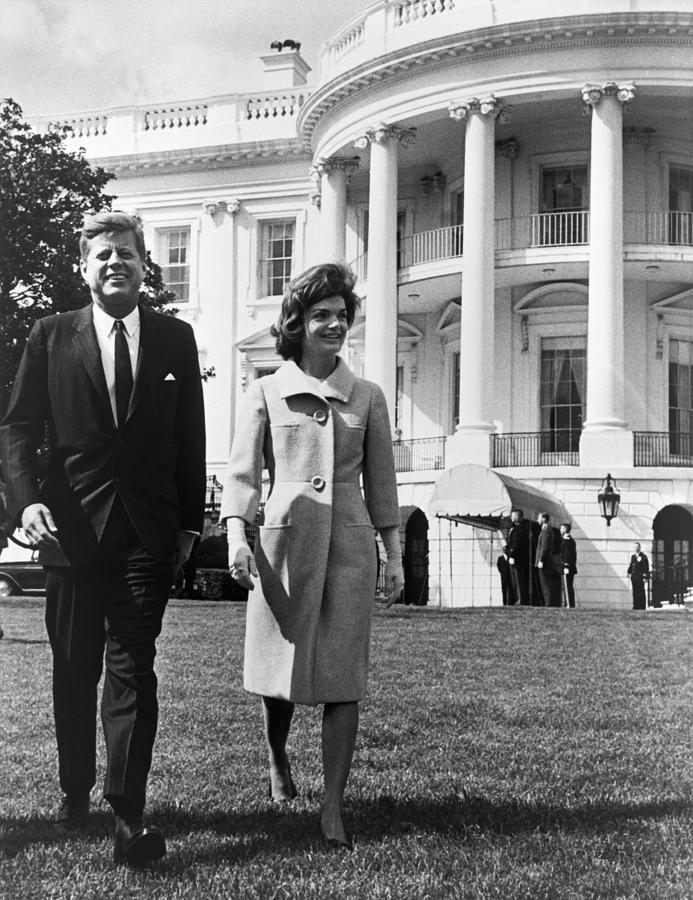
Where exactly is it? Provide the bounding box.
[297,11,693,148]
[353,123,417,149]
[98,139,312,177]
[581,81,635,109]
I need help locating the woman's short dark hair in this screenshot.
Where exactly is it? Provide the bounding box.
[271,263,361,362]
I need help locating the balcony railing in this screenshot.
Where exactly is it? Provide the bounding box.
[495,212,590,251]
[400,225,463,266]
[492,432,580,467]
[624,211,693,246]
[393,436,446,472]
[634,432,693,467]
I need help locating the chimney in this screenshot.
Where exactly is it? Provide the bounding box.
[261,46,311,89]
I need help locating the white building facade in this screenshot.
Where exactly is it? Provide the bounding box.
[36,0,693,609]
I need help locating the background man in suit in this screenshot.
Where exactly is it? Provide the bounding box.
[560,522,577,608]
[535,513,561,607]
[506,508,530,605]
[627,542,650,610]
[0,211,206,866]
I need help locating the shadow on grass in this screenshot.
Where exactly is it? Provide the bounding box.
[3,793,690,870]
[1,637,49,645]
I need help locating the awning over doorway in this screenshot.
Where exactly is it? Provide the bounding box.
[429,464,570,531]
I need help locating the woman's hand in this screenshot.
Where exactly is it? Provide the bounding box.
[228,541,258,590]
[383,559,404,608]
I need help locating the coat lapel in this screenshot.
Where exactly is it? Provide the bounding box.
[72,305,111,413]
[128,306,162,419]
[277,358,355,403]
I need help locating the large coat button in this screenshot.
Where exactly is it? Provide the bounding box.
[310,475,326,491]
[313,409,328,424]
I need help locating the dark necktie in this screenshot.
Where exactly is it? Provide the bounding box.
[114,319,133,427]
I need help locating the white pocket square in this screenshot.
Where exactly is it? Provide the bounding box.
[164,373,176,381]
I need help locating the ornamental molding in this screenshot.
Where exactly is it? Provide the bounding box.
[353,123,417,149]
[297,12,693,148]
[202,197,241,217]
[449,95,512,123]
[581,81,636,109]
[99,140,312,177]
[496,137,520,159]
[311,155,361,177]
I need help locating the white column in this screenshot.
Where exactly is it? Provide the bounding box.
[446,97,501,467]
[354,123,415,427]
[310,157,360,263]
[580,82,635,468]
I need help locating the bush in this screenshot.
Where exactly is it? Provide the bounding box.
[194,567,248,602]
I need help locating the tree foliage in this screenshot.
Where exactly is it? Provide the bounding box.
[0,98,186,408]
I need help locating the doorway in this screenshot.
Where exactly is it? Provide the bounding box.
[404,508,429,606]
[652,505,693,606]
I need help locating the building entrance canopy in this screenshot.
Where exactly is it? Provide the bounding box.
[429,464,569,531]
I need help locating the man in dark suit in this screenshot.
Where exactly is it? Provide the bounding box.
[0,211,206,865]
[560,522,577,608]
[534,512,561,607]
[506,508,530,605]
[627,542,650,610]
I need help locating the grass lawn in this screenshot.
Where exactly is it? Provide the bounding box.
[0,599,692,899]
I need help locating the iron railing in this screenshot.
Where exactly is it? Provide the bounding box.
[392,436,446,472]
[492,431,580,467]
[400,225,464,266]
[634,432,693,467]
[624,211,693,246]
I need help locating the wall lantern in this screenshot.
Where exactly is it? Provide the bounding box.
[597,473,621,526]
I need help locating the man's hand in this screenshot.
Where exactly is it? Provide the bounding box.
[21,503,60,548]
[228,542,258,590]
[173,530,198,575]
[383,559,404,609]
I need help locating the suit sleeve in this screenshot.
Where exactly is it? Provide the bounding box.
[0,319,48,521]
[174,322,206,532]
[362,383,400,530]
[220,378,267,524]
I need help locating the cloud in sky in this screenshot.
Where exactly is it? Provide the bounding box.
[0,0,369,115]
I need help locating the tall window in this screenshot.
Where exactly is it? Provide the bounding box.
[158,227,190,301]
[669,339,693,456]
[668,167,693,245]
[539,166,588,245]
[260,220,294,296]
[540,338,586,452]
[452,350,460,430]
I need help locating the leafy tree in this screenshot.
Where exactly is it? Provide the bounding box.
[0,98,209,412]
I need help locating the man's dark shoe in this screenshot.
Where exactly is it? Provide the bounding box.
[54,795,90,832]
[113,816,166,866]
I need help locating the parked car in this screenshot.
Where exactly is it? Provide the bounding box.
[0,533,45,598]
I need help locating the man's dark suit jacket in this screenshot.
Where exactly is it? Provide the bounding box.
[506,519,530,569]
[0,304,206,566]
[560,536,577,574]
[535,526,556,570]
[627,553,650,581]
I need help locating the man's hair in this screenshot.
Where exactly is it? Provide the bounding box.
[80,210,146,262]
[561,522,572,533]
[271,263,361,362]
[511,508,524,518]
[539,513,551,525]
[635,542,641,549]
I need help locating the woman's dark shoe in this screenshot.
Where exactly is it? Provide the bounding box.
[320,823,353,852]
[113,815,166,866]
[268,765,298,803]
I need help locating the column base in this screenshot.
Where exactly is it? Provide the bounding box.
[580,427,633,468]
[445,429,493,468]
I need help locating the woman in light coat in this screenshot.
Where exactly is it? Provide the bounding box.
[221,263,403,849]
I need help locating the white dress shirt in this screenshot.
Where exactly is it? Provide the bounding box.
[92,303,140,426]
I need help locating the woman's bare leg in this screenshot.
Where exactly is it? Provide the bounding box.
[262,696,296,801]
[320,701,358,845]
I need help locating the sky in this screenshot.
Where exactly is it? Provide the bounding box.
[0,0,372,117]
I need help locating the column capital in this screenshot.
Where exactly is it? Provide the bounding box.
[202,199,240,216]
[449,95,510,122]
[311,155,361,178]
[581,81,635,109]
[353,123,416,150]
[496,137,519,159]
